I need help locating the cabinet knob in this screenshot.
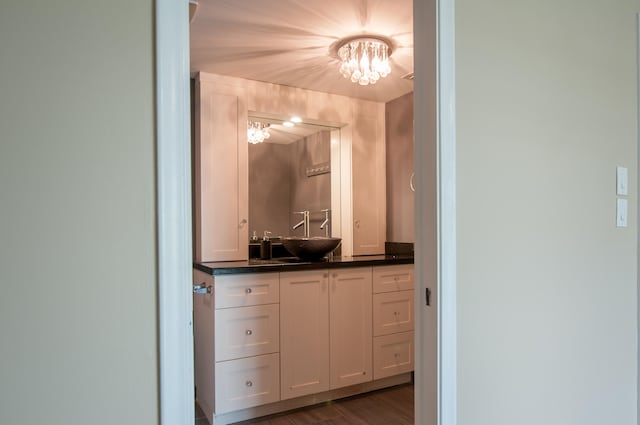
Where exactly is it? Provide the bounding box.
[246,380,253,387]
[246,329,253,336]
[245,288,252,294]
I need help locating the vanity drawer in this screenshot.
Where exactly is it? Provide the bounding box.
[372,265,414,293]
[373,331,414,380]
[373,290,414,336]
[215,273,279,308]
[214,353,280,414]
[215,304,279,361]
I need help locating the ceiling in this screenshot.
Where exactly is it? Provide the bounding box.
[189,0,414,103]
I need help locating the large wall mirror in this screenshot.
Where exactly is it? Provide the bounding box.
[248,113,341,240]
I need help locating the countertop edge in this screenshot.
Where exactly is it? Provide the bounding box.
[194,256,414,276]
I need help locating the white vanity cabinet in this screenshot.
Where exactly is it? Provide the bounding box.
[351,100,386,256]
[280,267,373,399]
[279,270,330,400]
[194,263,412,425]
[372,265,415,380]
[329,268,373,389]
[194,73,249,262]
[193,270,280,422]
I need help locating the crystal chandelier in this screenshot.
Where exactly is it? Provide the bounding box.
[337,37,392,86]
[247,121,270,144]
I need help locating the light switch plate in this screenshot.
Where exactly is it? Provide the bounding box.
[616,166,628,196]
[617,198,628,227]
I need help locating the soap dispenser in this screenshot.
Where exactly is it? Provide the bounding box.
[260,231,272,260]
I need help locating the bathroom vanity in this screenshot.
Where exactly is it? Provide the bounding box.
[193,258,414,425]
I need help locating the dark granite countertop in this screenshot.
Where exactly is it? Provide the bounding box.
[194,255,414,276]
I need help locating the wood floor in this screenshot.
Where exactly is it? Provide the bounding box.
[196,384,414,425]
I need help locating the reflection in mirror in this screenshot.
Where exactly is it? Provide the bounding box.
[248,115,338,241]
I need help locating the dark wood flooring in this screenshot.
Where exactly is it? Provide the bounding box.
[220,384,414,425]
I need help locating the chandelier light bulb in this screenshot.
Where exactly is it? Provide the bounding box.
[247,121,270,144]
[336,37,392,86]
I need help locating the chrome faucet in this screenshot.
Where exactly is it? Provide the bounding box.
[292,211,310,238]
[320,208,331,237]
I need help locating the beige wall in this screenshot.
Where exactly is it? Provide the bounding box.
[0,2,158,425]
[456,1,638,423]
[386,92,415,243]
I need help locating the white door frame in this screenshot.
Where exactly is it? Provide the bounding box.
[156,1,195,424]
[154,0,457,423]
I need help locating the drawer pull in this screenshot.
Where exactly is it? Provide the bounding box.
[246,380,253,387]
[246,329,253,336]
[245,288,252,294]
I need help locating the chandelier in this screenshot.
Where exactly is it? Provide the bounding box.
[247,121,270,144]
[336,37,392,86]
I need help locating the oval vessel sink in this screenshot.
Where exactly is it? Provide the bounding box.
[282,237,342,260]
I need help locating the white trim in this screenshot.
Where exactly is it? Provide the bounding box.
[437,0,457,423]
[414,0,457,424]
[636,13,640,424]
[156,1,194,424]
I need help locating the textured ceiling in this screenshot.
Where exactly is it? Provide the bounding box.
[189,0,414,103]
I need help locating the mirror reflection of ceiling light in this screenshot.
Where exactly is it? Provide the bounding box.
[247,120,270,144]
[290,116,302,123]
[335,36,392,86]
[282,121,295,127]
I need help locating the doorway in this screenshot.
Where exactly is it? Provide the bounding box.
[154,0,456,424]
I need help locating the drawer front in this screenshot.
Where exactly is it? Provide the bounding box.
[372,265,414,293]
[215,304,279,361]
[215,273,279,309]
[373,290,414,336]
[373,331,414,380]
[214,353,280,414]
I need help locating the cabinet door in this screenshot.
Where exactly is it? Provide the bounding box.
[351,99,385,255]
[214,353,280,414]
[280,270,329,400]
[215,273,279,309]
[372,264,415,293]
[215,304,279,361]
[373,331,414,380]
[194,72,248,262]
[373,290,415,336]
[329,268,373,390]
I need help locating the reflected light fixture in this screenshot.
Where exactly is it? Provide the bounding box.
[336,36,392,86]
[247,121,270,144]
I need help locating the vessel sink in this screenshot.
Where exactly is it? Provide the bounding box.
[281,237,342,260]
